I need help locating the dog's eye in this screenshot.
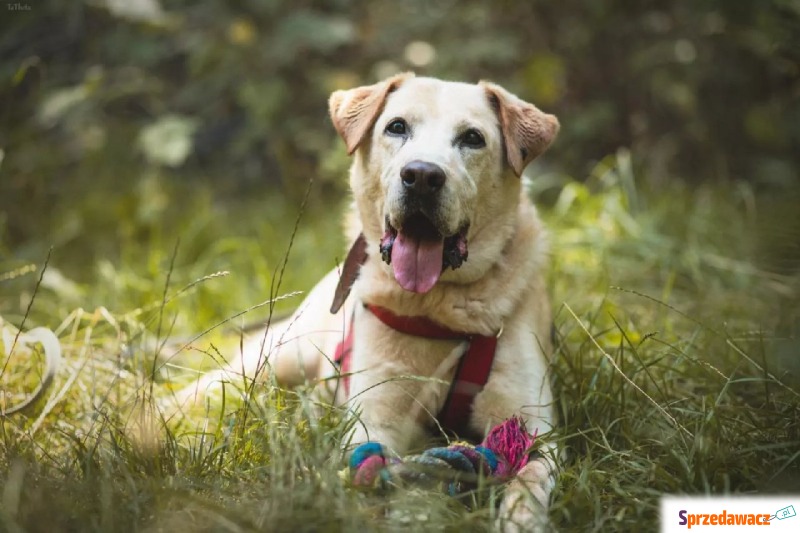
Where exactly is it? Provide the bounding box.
[459,128,486,149]
[385,119,408,136]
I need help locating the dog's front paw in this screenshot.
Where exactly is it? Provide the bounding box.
[496,457,554,532]
[496,492,549,533]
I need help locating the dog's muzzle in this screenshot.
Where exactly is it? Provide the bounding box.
[380,161,468,294]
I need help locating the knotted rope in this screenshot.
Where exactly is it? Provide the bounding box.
[348,417,537,496]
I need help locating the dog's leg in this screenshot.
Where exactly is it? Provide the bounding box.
[344,333,468,456]
[497,442,557,533]
[168,269,349,410]
[168,316,296,408]
[345,379,431,455]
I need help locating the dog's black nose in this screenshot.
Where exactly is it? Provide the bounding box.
[400,161,446,195]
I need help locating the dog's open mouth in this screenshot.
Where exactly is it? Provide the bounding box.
[379,214,468,293]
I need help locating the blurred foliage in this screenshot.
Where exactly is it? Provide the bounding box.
[1,0,799,282]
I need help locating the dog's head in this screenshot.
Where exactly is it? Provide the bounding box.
[330,73,559,294]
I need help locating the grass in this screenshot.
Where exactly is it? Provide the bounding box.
[1,152,799,532]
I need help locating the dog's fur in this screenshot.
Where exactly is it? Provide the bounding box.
[177,73,559,530]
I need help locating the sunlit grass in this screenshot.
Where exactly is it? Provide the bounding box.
[2,154,798,531]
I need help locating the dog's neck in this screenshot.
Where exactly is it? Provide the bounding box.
[353,198,547,336]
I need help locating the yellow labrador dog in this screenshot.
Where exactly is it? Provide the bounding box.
[178,73,559,530]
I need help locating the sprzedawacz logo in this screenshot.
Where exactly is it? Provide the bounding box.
[662,497,797,532]
[678,510,771,528]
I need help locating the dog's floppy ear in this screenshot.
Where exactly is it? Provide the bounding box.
[329,72,414,155]
[480,81,560,177]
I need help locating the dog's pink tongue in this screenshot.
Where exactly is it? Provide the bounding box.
[391,232,444,293]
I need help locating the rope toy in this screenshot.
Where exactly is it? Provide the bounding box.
[348,417,537,495]
[348,442,391,487]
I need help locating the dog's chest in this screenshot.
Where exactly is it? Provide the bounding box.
[339,304,507,442]
[349,308,463,409]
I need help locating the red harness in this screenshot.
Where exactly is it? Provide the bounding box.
[333,303,499,437]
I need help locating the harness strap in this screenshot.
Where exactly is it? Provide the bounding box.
[333,304,498,437]
[333,320,355,397]
[437,333,497,435]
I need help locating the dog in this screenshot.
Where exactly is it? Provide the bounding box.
[176,73,559,530]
